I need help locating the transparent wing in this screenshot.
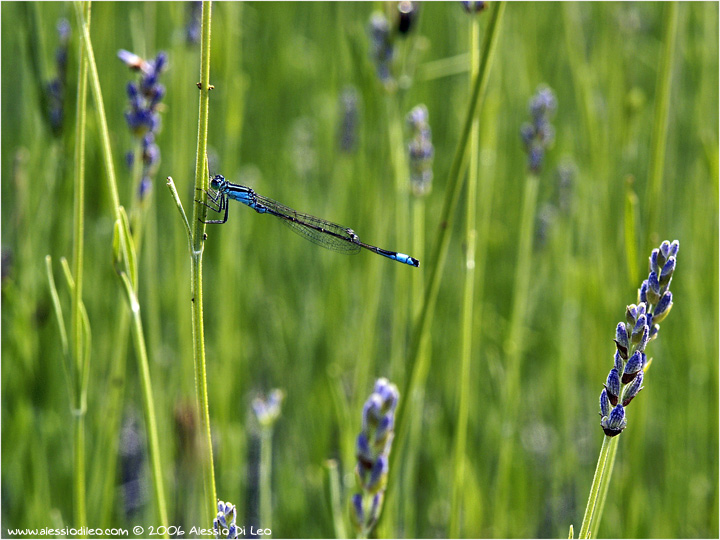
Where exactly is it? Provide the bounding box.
[255,194,361,254]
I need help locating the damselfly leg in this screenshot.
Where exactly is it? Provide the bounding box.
[195,187,229,224]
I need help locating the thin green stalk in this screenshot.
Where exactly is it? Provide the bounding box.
[259,428,273,533]
[71,2,90,531]
[73,414,86,535]
[493,172,539,534]
[646,1,678,249]
[385,0,505,517]
[118,272,168,533]
[579,435,614,538]
[73,2,168,530]
[325,459,348,539]
[189,1,218,523]
[450,13,481,538]
[591,434,620,536]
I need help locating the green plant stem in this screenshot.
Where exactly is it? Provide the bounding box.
[189,1,218,523]
[73,2,168,530]
[385,0,505,517]
[73,413,86,535]
[449,13,481,538]
[592,434,620,536]
[493,172,539,534]
[646,1,678,249]
[71,2,90,530]
[325,459,348,539]
[579,435,614,538]
[259,428,273,533]
[119,273,168,534]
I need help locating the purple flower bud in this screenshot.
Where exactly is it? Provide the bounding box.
[659,257,675,288]
[622,370,644,406]
[614,322,630,359]
[520,123,534,148]
[648,324,659,342]
[613,350,624,371]
[600,388,610,417]
[631,314,647,345]
[639,280,649,304]
[622,351,644,384]
[601,405,627,437]
[650,248,660,274]
[153,51,168,74]
[213,499,237,538]
[604,368,621,406]
[626,304,639,326]
[356,433,372,466]
[636,324,650,352]
[350,494,364,528]
[57,18,71,42]
[363,455,388,493]
[659,240,672,258]
[126,81,140,103]
[362,395,383,432]
[375,378,399,412]
[138,176,152,201]
[653,291,673,323]
[647,271,661,305]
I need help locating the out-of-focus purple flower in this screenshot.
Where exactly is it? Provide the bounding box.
[252,389,284,428]
[406,104,434,197]
[461,0,487,13]
[368,12,394,85]
[186,1,203,44]
[119,50,168,200]
[47,18,71,135]
[350,378,399,536]
[520,86,557,175]
[338,86,359,153]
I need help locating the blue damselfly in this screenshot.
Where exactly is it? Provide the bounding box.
[198,175,419,267]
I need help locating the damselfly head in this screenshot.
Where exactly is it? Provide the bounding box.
[211,174,226,190]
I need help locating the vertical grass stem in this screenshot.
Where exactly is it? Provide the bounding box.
[646,2,678,248]
[386,0,505,518]
[450,13,481,538]
[579,435,613,538]
[189,1,218,523]
[73,2,168,530]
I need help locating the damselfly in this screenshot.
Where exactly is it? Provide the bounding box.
[197,175,419,267]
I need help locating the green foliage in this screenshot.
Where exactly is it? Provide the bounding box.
[1,2,717,538]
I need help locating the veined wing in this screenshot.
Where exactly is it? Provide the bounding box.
[254,194,361,254]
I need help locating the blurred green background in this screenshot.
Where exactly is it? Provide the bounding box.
[1,2,717,538]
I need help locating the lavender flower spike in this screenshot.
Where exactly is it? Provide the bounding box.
[119,49,168,201]
[407,104,434,197]
[597,240,679,436]
[520,86,557,174]
[350,378,399,536]
[213,500,238,539]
